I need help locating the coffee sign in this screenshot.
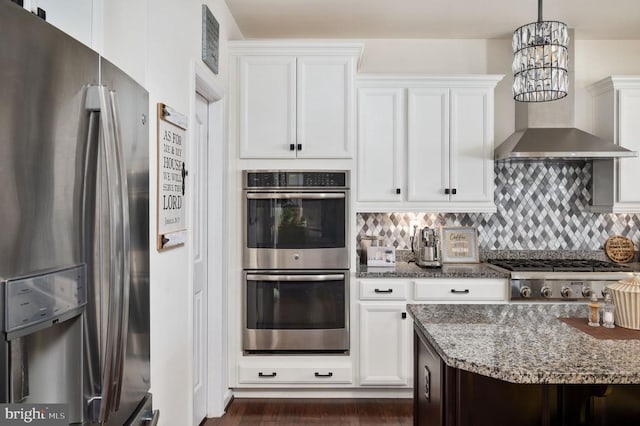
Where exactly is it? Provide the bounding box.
[440,226,480,263]
[157,103,188,250]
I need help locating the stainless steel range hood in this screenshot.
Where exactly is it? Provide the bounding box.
[495,31,638,161]
[495,128,638,160]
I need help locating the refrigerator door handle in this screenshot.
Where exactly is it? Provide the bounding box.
[108,88,132,412]
[85,85,123,423]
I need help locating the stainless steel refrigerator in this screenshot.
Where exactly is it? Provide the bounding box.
[0,1,156,424]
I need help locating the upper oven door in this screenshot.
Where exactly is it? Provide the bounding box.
[243,192,349,269]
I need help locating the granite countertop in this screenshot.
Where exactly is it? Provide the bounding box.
[407,303,640,385]
[357,261,510,279]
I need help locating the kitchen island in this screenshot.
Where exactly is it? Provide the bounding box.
[408,303,640,426]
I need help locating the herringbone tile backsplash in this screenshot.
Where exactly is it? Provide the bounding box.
[356,161,640,250]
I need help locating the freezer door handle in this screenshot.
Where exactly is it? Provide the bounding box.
[85,85,123,423]
[108,88,132,412]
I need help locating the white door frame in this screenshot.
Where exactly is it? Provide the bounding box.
[188,59,230,420]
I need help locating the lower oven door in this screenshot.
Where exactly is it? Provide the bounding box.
[243,271,349,352]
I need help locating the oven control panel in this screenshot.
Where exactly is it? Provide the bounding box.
[244,170,349,188]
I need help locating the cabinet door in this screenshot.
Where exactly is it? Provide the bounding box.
[357,88,405,202]
[297,56,354,158]
[617,89,640,205]
[359,303,411,386]
[449,87,494,204]
[239,56,297,158]
[407,88,450,202]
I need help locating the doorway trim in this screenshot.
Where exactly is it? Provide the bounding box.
[188,59,230,421]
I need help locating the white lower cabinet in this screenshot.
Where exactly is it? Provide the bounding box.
[414,278,508,302]
[358,302,412,386]
[355,277,507,388]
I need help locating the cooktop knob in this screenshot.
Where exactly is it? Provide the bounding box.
[561,287,572,298]
[520,286,532,298]
[582,287,593,297]
[541,287,552,298]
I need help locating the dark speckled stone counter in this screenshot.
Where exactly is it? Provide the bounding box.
[407,303,640,385]
[357,261,510,279]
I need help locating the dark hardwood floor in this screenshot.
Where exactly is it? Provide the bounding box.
[202,398,413,425]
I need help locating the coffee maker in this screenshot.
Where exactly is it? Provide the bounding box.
[412,226,442,267]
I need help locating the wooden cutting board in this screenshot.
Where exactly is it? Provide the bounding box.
[559,317,640,340]
[605,235,635,263]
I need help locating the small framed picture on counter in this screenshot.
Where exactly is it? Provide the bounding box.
[440,226,479,263]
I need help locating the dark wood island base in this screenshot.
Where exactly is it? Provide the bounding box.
[414,326,640,426]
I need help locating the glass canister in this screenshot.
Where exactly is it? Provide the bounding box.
[602,293,615,328]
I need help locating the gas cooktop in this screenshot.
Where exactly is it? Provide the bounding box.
[487,258,633,272]
[486,258,635,301]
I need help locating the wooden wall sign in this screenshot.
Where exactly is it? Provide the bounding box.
[202,5,219,74]
[157,103,188,250]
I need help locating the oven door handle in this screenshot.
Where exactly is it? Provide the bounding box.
[246,193,345,200]
[246,274,345,282]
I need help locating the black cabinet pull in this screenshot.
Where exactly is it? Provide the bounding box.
[401,312,407,319]
[314,372,333,378]
[258,372,277,378]
[289,144,295,151]
[297,144,302,151]
[444,188,450,195]
[450,289,470,294]
[451,188,457,195]
[374,288,393,294]
[396,188,401,195]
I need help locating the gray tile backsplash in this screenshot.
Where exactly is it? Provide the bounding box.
[356,160,640,250]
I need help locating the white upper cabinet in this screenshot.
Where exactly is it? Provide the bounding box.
[239,56,297,158]
[357,75,503,212]
[297,56,354,158]
[449,87,494,204]
[589,76,640,213]
[357,88,405,202]
[407,88,450,203]
[231,42,362,159]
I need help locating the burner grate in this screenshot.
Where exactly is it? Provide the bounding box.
[488,258,633,273]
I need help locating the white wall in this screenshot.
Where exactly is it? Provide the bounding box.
[102,1,242,425]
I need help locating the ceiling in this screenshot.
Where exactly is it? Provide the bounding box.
[224,0,640,40]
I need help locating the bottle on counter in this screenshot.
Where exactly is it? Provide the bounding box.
[588,294,600,327]
[602,293,615,328]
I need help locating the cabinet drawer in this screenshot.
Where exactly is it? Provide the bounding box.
[414,279,506,301]
[359,280,408,300]
[238,364,352,384]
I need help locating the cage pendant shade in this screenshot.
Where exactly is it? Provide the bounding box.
[512,0,569,102]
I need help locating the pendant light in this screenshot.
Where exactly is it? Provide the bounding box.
[512,0,568,102]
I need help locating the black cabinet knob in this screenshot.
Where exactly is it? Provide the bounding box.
[297,144,302,151]
[444,188,450,195]
[289,144,295,151]
[451,188,457,195]
[396,188,401,195]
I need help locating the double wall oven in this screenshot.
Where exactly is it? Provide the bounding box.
[242,170,350,353]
